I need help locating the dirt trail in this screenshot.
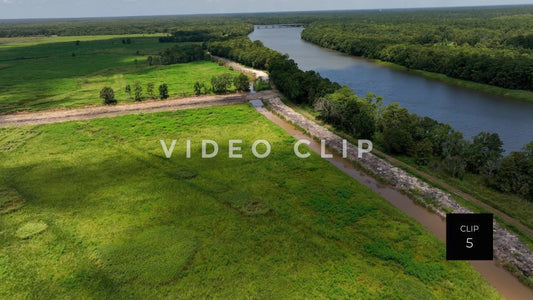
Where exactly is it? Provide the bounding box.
[0,91,276,127]
[211,55,269,81]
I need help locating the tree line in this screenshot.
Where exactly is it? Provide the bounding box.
[3,6,533,37]
[147,44,209,65]
[100,82,169,104]
[100,72,250,105]
[321,88,533,200]
[158,25,253,43]
[207,38,340,104]
[210,36,533,201]
[0,17,254,37]
[301,10,533,91]
[194,73,250,95]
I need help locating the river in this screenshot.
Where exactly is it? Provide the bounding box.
[249,26,533,153]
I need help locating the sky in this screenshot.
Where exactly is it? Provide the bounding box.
[0,0,532,19]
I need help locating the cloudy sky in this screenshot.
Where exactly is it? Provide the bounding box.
[1,0,532,19]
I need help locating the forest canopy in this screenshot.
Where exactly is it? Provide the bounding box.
[301,7,533,91]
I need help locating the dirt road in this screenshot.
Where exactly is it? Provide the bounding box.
[211,56,269,81]
[0,91,276,127]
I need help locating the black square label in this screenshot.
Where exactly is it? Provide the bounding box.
[446,213,493,260]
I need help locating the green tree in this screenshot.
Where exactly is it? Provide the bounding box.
[442,130,467,158]
[99,87,116,105]
[378,103,415,154]
[465,132,504,174]
[492,142,533,201]
[493,152,530,195]
[147,83,155,99]
[413,138,434,165]
[211,74,233,94]
[442,155,466,178]
[234,73,250,92]
[253,78,271,92]
[134,81,143,101]
[194,81,207,95]
[125,84,131,98]
[315,87,380,139]
[159,83,169,99]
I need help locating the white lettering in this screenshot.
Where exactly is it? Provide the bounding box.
[160,140,177,158]
[321,140,333,159]
[358,140,373,158]
[252,140,271,158]
[294,140,311,158]
[229,140,243,158]
[202,140,219,158]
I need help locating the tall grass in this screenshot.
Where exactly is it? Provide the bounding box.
[0,105,500,298]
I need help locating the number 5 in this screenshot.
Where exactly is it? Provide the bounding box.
[466,238,474,249]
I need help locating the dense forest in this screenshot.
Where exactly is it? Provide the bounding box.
[148,44,209,65]
[0,17,252,37]
[158,25,254,42]
[301,6,533,91]
[0,13,320,37]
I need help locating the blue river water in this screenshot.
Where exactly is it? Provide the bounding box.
[249,27,533,153]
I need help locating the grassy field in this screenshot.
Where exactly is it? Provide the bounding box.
[0,35,241,113]
[0,104,499,298]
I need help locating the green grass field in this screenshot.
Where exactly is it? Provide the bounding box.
[0,105,499,298]
[0,35,240,113]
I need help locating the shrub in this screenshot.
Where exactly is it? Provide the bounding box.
[99,87,116,105]
[211,73,234,94]
[234,73,250,92]
[194,81,208,95]
[134,81,143,101]
[147,83,155,99]
[159,83,169,99]
[253,78,271,91]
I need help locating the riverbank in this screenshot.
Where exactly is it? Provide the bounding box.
[297,39,533,103]
[372,60,533,103]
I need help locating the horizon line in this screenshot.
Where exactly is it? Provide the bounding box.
[1,3,531,22]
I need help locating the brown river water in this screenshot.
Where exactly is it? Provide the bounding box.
[254,105,533,300]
